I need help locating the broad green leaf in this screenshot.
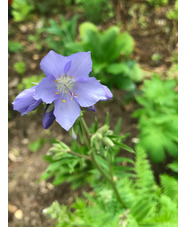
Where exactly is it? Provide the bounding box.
[79,22,98,42]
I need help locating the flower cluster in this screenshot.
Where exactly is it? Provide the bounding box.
[12,51,113,131]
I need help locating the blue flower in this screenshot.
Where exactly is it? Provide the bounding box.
[12,86,42,116]
[42,104,55,129]
[13,50,113,131]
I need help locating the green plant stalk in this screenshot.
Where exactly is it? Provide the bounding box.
[68,150,91,161]
[79,116,127,209]
[79,117,91,149]
[90,152,127,209]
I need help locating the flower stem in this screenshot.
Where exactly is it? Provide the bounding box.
[79,116,91,149]
[90,152,127,209]
[68,150,91,160]
[79,116,127,209]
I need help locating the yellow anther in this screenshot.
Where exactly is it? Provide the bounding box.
[55,79,58,83]
[62,99,66,102]
[70,76,73,79]
[75,93,78,97]
[56,92,59,94]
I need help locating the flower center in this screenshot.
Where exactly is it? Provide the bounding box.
[55,75,74,95]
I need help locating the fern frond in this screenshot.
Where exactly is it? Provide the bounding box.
[160,175,178,202]
[134,145,155,196]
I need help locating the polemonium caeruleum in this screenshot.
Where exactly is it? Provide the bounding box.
[12,86,42,116]
[12,50,113,131]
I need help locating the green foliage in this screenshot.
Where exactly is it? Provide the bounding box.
[151,53,162,63]
[78,23,134,67]
[44,147,178,227]
[107,61,143,83]
[133,75,178,162]
[13,61,26,75]
[29,138,46,152]
[8,41,23,53]
[41,117,134,189]
[167,161,178,174]
[12,0,34,22]
[29,0,67,15]
[17,74,44,92]
[44,15,78,55]
[134,146,155,196]
[166,0,178,20]
[41,139,91,189]
[147,0,169,6]
[80,0,114,24]
[44,198,120,227]
[76,22,143,89]
[160,174,178,203]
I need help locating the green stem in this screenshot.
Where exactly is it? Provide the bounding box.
[68,150,91,161]
[90,152,127,209]
[79,116,127,209]
[79,117,91,149]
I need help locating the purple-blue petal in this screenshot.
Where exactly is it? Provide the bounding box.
[12,86,42,116]
[67,51,92,81]
[42,105,55,129]
[86,105,96,112]
[40,50,70,79]
[54,94,81,131]
[34,77,59,104]
[71,77,107,107]
[64,61,71,74]
[101,85,113,100]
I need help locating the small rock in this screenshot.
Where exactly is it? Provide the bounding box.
[8,203,17,213]
[9,78,19,88]
[32,54,39,61]
[46,182,54,190]
[131,137,139,144]
[22,138,29,145]
[14,209,23,220]
[19,25,27,33]
[8,121,16,129]
[8,153,17,162]
[30,62,37,70]
[36,20,43,29]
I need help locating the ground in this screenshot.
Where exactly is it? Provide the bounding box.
[8,2,177,226]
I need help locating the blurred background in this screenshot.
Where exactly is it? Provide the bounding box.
[8,0,178,226]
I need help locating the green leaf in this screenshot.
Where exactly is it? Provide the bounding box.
[8,41,23,53]
[113,141,135,153]
[129,63,143,82]
[13,61,26,75]
[12,0,34,22]
[79,22,98,42]
[105,112,110,125]
[114,32,134,59]
[100,26,119,62]
[130,197,152,222]
[114,118,122,135]
[115,76,136,91]
[167,161,178,173]
[107,62,130,75]
[29,138,46,152]
[160,174,178,202]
